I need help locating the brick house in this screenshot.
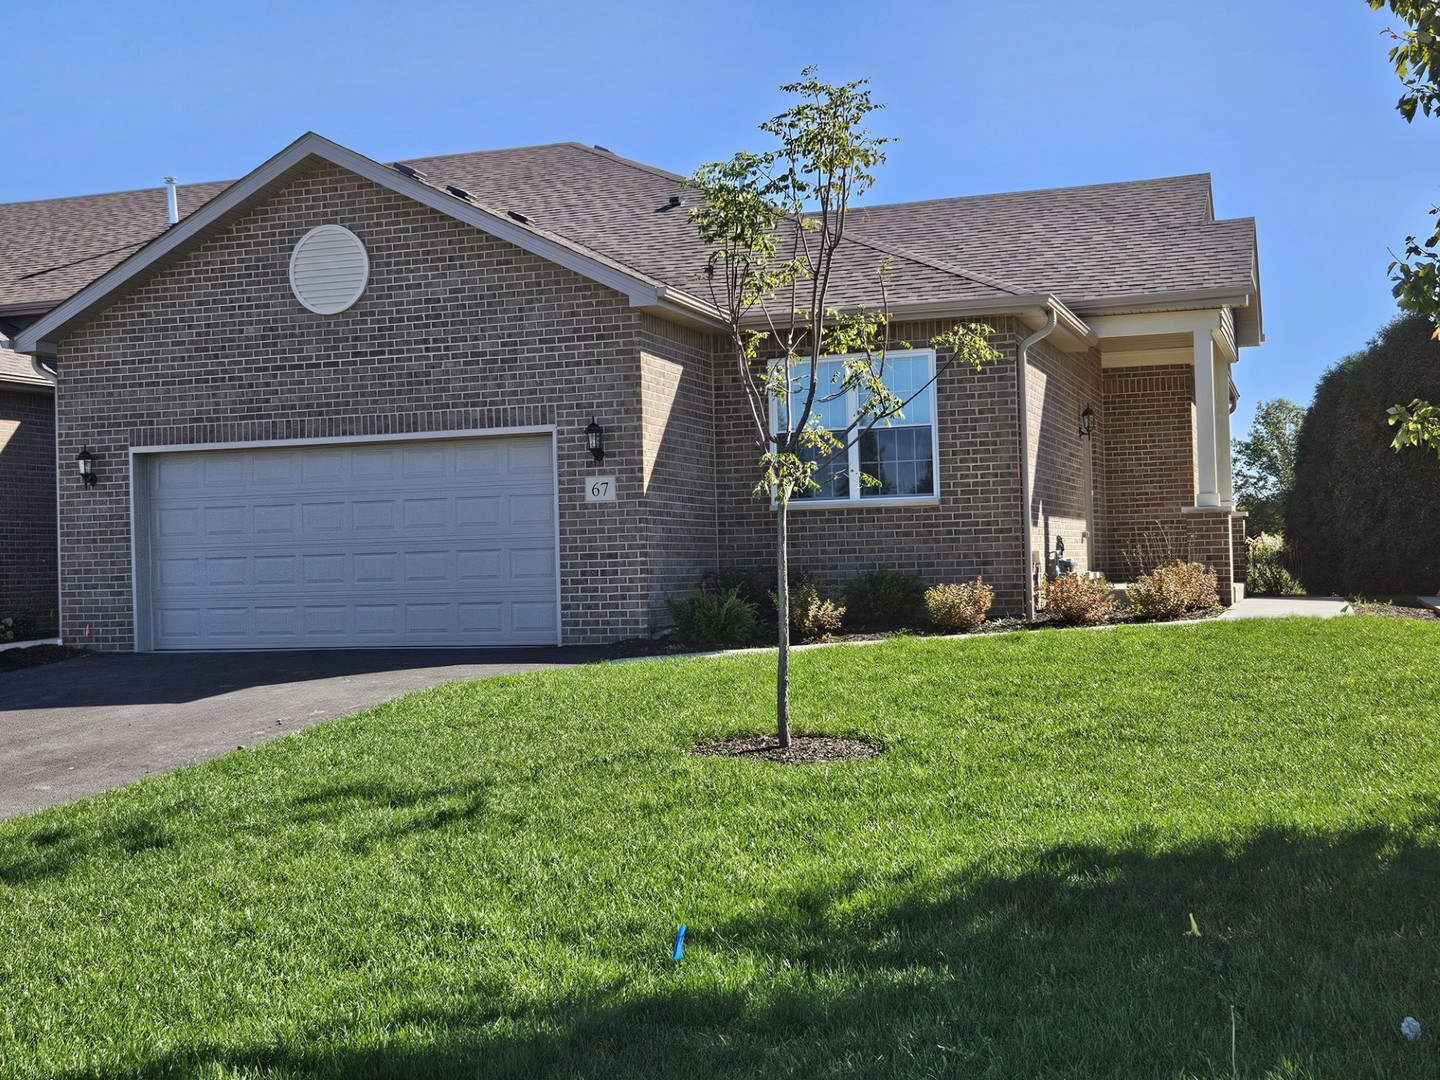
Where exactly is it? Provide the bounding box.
[8,132,1261,651]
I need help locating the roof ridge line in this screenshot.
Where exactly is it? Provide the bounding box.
[0,178,235,210]
[565,142,688,184]
[852,172,1214,213]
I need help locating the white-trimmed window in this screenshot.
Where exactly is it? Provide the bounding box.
[773,348,940,505]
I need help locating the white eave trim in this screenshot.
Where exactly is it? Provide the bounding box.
[1070,286,1254,319]
[14,131,695,356]
[735,293,1098,348]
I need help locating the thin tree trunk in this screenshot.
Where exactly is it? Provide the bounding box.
[775,495,791,748]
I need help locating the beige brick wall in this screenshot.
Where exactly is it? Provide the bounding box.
[53,162,654,649]
[0,388,58,623]
[1027,337,1103,587]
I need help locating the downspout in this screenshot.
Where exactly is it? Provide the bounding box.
[1017,306,1059,622]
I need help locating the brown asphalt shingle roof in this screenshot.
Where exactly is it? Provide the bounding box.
[0,142,1259,331]
[0,180,233,311]
[847,174,1257,308]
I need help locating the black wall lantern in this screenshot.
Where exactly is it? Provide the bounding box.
[76,446,97,487]
[585,417,605,463]
[1079,404,1096,438]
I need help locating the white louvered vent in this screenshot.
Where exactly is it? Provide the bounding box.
[289,225,369,314]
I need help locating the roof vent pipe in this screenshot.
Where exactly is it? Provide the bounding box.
[164,177,179,226]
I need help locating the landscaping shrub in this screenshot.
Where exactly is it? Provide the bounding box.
[778,575,845,640]
[701,565,778,624]
[0,612,40,643]
[925,578,994,633]
[1245,533,1304,596]
[1126,560,1220,619]
[1121,520,1193,580]
[843,567,926,628]
[1041,572,1114,625]
[1288,313,1440,595]
[665,586,757,644]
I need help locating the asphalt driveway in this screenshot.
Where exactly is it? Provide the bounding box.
[0,646,607,820]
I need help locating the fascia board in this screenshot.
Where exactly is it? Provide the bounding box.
[15,131,681,356]
[1069,286,1253,319]
[737,293,1097,348]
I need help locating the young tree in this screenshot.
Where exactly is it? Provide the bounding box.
[1232,398,1304,534]
[1369,0,1440,453]
[688,70,998,747]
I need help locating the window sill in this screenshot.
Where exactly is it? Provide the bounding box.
[781,495,941,512]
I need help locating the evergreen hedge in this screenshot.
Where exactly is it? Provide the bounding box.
[1287,314,1440,596]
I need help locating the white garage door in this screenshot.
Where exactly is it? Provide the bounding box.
[139,435,559,649]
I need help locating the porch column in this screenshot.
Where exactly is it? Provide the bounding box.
[1192,329,1221,507]
[1215,355,1234,508]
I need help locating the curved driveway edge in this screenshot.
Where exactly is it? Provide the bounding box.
[0,647,606,821]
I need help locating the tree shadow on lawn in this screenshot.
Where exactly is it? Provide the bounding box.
[51,813,1440,1080]
[0,780,490,888]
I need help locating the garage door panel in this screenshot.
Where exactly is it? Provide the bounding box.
[143,435,559,649]
[509,494,554,526]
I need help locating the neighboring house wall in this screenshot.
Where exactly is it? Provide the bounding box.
[712,317,1029,615]
[639,315,719,623]
[1099,363,1196,580]
[1026,338,1103,582]
[0,388,57,624]
[51,163,659,650]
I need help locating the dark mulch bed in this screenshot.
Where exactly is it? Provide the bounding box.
[1352,600,1439,620]
[607,606,1226,659]
[692,734,884,765]
[0,644,89,674]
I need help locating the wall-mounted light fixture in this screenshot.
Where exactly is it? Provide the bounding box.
[76,446,97,487]
[1079,404,1095,438]
[585,417,605,463]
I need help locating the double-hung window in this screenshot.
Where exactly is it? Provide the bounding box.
[774,348,939,505]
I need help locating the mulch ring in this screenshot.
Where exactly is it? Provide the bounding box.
[1352,601,1439,621]
[0,644,89,674]
[692,735,884,765]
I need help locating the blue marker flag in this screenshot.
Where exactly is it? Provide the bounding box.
[672,924,687,961]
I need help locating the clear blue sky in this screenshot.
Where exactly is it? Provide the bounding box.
[5,0,1436,434]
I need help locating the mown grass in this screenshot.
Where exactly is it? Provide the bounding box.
[1,617,1438,1079]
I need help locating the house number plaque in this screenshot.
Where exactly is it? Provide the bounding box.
[584,475,617,503]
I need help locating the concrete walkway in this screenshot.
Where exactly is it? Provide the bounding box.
[1218,595,1352,620]
[0,647,605,820]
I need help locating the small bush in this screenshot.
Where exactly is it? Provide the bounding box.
[844,568,926,628]
[925,578,994,633]
[1,613,39,643]
[777,575,845,641]
[665,586,758,644]
[1245,533,1305,596]
[700,565,778,624]
[1127,560,1220,619]
[1041,573,1114,626]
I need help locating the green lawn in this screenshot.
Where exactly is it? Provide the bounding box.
[2,618,1439,1079]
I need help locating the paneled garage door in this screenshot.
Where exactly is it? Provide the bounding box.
[138,434,559,649]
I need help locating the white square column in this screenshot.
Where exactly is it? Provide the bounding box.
[1192,329,1221,508]
[1215,352,1234,508]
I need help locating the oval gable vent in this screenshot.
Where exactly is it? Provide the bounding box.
[289,225,369,314]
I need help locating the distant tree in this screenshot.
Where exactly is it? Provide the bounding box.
[1232,398,1304,535]
[1287,314,1440,594]
[1368,0,1440,453]
[687,70,998,748]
